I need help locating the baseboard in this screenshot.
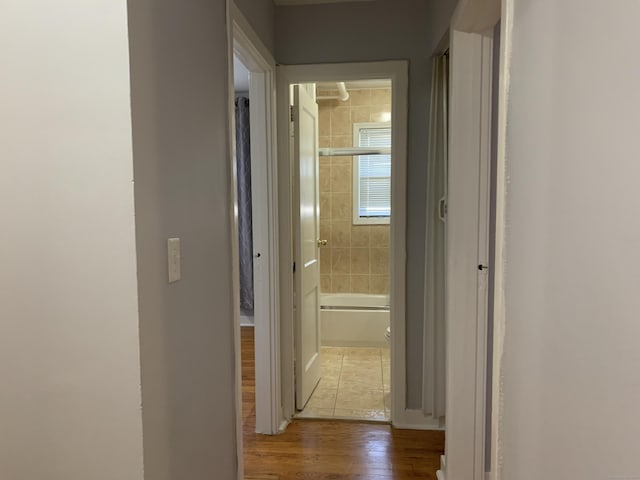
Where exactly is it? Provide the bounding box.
[240,315,254,326]
[392,409,444,430]
[436,455,446,480]
[278,418,289,434]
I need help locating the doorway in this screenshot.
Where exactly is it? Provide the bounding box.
[291,80,394,422]
[229,4,280,445]
[276,62,412,427]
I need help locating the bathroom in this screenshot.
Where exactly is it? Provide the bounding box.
[297,80,393,422]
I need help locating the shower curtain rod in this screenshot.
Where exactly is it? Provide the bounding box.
[319,147,391,157]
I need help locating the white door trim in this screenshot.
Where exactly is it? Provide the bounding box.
[276,61,417,426]
[444,0,501,478]
[489,2,512,479]
[228,0,281,447]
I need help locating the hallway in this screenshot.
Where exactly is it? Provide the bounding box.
[241,327,444,479]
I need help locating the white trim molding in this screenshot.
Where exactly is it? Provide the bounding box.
[490,1,512,479]
[276,61,411,426]
[229,0,282,442]
[446,0,500,478]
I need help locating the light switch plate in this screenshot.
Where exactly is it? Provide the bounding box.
[168,238,181,283]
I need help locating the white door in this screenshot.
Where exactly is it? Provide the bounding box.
[293,85,322,410]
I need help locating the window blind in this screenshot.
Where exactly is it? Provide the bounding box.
[358,126,391,217]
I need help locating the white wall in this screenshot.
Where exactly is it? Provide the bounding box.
[128,0,238,479]
[0,1,144,479]
[499,1,640,477]
[276,0,432,408]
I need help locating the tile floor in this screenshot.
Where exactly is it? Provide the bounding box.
[297,346,391,421]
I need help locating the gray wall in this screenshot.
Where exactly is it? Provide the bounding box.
[425,0,458,52]
[276,0,441,408]
[235,0,276,55]
[128,1,238,479]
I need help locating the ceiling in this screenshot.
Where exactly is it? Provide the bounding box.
[274,0,374,5]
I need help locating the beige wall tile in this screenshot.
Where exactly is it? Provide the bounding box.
[370,225,390,247]
[371,88,391,106]
[318,89,338,96]
[371,105,391,123]
[332,274,350,293]
[331,155,352,166]
[370,247,390,275]
[331,247,350,274]
[320,248,331,275]
[320,274,332,292]
[370,275,389,295]
[320,220,331,241]
[316,88,396,298]
[331,135,352,148]
[320,193,331,221]
[350,275,370,294]
[351,225,370,247]
[349,89,371,106]
[319,165,331,193]
[330,193,351,220]
[319,107,331,137]
[351,106,371,124]
[331,220,351,247]
[330,164,351,193]
[330,106,351,136]
[350,247,370,275]
[319,135,330,148]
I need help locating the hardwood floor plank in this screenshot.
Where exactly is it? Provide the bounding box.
[241,327,444,479]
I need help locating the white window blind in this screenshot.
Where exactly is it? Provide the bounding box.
[357,126,391,219]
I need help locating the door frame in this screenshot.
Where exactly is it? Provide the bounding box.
[442,0,503,479]
[276,61,411,426]
[226,0,281,444]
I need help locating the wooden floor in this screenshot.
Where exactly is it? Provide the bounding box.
[241,327,445,479]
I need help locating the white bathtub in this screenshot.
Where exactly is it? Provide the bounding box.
[320,293,390,348]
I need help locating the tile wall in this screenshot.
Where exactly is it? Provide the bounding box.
[318,87,391,294]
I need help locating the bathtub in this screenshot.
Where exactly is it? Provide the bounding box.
[320,293,390,348]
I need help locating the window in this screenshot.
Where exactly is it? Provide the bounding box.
[353,122,391,225]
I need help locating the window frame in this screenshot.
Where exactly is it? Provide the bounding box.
[352,121,392,225]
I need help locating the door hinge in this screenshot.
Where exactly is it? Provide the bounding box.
[293,261,296,273]
[290,105,295,122]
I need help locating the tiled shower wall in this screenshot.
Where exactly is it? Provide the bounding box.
[318,87,391,295]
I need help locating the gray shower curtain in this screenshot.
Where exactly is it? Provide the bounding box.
[235,97,254,316]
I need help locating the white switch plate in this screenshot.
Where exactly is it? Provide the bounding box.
[167,238,181,283]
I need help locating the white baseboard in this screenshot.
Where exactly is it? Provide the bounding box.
[436,455,446,480]
[392,409,444,430]
[278,418,289,434]
[240,315,254,326]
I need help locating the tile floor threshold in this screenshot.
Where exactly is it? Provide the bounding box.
[297,346,391,422]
